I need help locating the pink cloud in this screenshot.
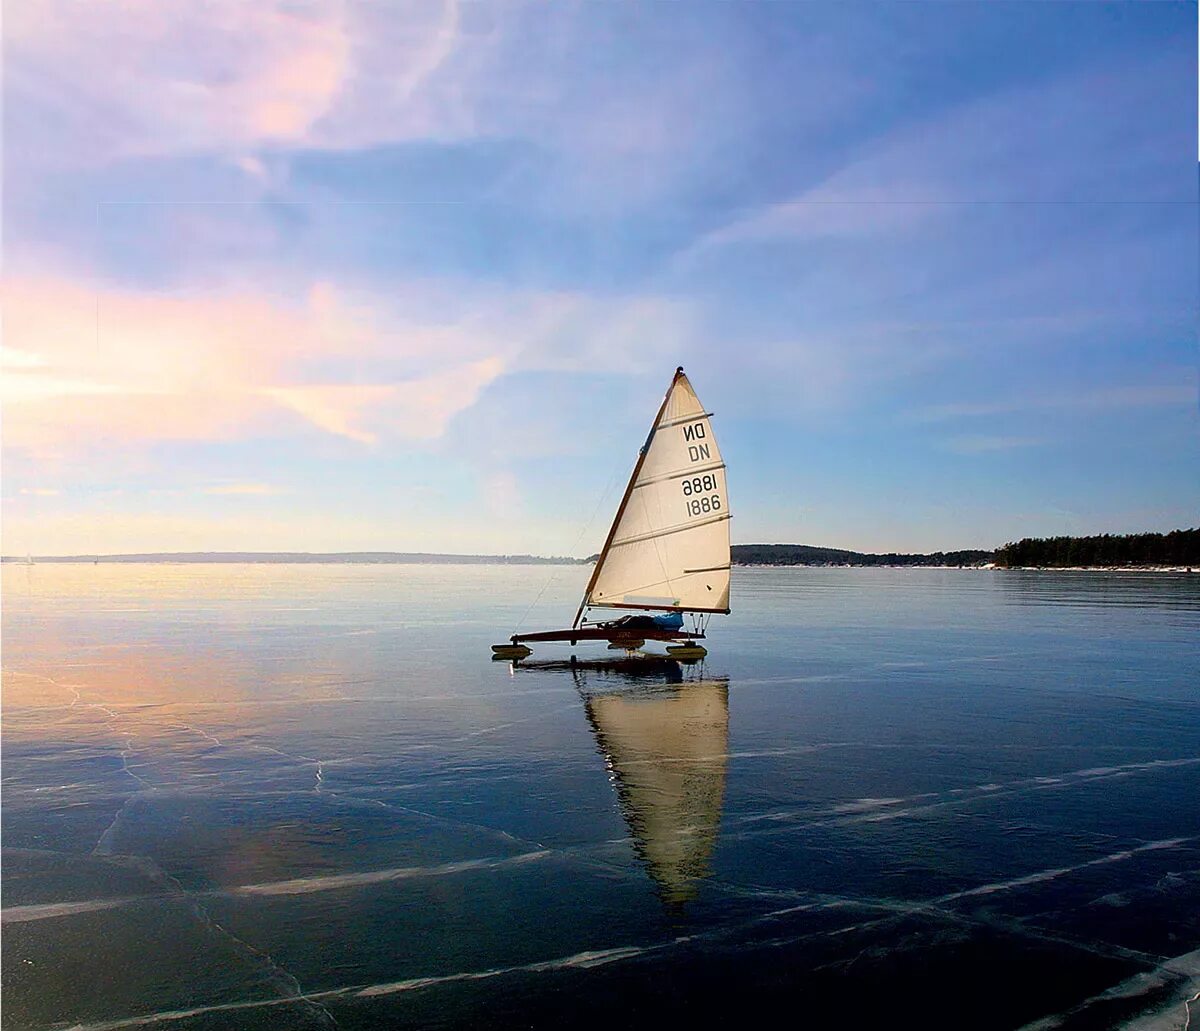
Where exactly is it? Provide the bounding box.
[383,356,505,440]
[202,483,287,496]
[5,0,478,166]
[2,270,697,472]
[263,384,394,445]
[1,275,509,454]
[7,0,353,160]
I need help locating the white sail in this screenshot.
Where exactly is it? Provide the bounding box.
[585,369,730,614]
[584,681,729,905]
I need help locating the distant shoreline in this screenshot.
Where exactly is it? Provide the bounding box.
[993,565,1196,573]
[4,534,1195,571]
[0,551,588,566]
[733,563,1195,572]
[3,552,1193,573]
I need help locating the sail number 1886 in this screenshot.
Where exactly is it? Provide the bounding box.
[686,496,721,516]
[682,474,721,517]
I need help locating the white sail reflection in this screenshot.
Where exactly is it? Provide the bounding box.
[583,680,729,906]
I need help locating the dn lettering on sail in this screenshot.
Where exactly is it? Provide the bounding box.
[684,421,709,462]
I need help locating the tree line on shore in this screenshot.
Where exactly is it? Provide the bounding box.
[731,544,993,567]
[731,530,1198,568]
[993,529,1199,568]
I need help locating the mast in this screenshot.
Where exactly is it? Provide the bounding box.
[572,367,686,630]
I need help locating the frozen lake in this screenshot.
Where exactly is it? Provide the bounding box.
[3,564,1198,1029]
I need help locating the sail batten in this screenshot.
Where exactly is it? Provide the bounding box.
[581,369,732,616]
[587,602,731,614]
[656,410,715,430]
[632,461,726,488]
[610,511,731,549]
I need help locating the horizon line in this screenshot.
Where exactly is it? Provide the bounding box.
[1,543,999,565]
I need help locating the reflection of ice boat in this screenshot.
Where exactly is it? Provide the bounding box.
[498,642,713,676]
[493,367,731,661]
[510,654,688,681]
[583,680,729,906]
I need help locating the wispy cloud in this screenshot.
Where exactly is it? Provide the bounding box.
[690,196,939,257]
[1,272,695,457]
[6,0,352,161]
[942,435,1042,455]
[5,0,869,217]
[201,484,287,496]
[684,48,1191,261]
[908,384,1197,424]
[18,488,61,496]
[3,0,485,175]
[262,384,394,445]
[0,273,500,453]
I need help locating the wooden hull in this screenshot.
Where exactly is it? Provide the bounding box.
[510,627,705,645]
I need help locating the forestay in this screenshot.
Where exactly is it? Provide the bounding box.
[583,369,731,616]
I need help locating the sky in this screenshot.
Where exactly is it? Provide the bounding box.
[2,1,1197,556]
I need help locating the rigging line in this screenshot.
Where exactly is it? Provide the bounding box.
[509,458,627,636]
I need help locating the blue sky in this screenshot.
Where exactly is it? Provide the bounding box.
[3,1,1196,555]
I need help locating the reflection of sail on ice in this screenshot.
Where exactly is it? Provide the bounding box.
[584,681,729,905]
